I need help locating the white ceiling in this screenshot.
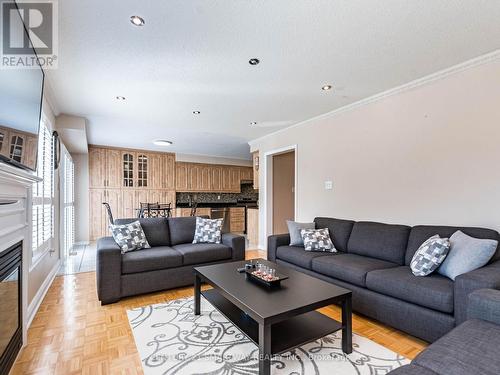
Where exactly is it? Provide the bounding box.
[46,0,500,160]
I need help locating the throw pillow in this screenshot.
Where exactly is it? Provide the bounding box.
[193,217,223,244]
[287,220,316,246]
[110,221,151,254]
[301,228,336,252]
[438,230,498,280]
[410,235,451,276]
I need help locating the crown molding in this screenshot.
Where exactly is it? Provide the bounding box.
[249,49,500,149]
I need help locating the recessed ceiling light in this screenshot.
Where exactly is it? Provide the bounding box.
[321,85,333,91]
[130,15,145,26]
[250,122,257,125]
[153,140,173,146]
[193,111,201,114]
[249,58,260,65]
[116,96,126,100]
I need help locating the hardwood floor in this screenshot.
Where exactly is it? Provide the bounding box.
[11,250,427,374]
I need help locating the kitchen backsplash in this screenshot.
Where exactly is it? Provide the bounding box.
[176,183,258,204]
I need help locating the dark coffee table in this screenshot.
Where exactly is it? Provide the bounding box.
[194,259,352,375]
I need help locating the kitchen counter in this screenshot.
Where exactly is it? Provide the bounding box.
[176,202,258,208]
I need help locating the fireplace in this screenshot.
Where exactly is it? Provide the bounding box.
[0,242,22,375]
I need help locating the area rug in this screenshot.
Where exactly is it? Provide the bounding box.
[127,296,409,374]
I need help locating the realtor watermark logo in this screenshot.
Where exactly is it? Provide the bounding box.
[1,0,58,69]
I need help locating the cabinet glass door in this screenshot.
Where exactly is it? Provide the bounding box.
[123,153,134,187]
[138,154,148,187]
[9,135,24,162]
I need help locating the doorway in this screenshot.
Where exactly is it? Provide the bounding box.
[272,150,295,234]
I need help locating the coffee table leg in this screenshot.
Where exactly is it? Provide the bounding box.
[258,323,271,375]
[194,274,201,315]
[341,294,352,354]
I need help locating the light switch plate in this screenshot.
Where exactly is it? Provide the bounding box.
[324,181,333,190]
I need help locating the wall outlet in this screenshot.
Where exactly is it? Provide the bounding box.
[324,181,333,190]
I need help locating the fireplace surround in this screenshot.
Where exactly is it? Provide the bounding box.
[0,242,22,375]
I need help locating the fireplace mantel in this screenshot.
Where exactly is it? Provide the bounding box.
[0,162,41,350]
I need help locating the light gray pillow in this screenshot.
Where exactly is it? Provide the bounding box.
[193,217,223,244]
[410,235,451,276]
[437,230,498,280]
[287,220,315,246]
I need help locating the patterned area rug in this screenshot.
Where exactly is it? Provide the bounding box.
[127,297,409,374]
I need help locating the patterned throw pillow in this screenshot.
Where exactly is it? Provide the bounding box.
[193,217,223,244]
[410,235,451,276]
[301,228,336,252]
[110,221,151,254]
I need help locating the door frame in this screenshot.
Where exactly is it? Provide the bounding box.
[261,144,298,249]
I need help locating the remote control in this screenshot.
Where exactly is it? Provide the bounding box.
[236,267,246,273]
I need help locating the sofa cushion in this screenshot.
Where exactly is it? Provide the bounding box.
[347,221,410,264]
[172,243,232,266]
[115,218,170,247]
[413,319,500,375]
[121,246,182,274]
[314,217,355,252]
[311,253,398,287]
[168,217,197,245]
[405,225,500,265]
[275,246,335,269]
[366,266,454,313]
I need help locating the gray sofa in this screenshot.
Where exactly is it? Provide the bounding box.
[390,289,500,375]
[96,216,245,304]
[268,217,500,342]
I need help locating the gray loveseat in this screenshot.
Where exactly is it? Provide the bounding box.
[268,217,500,342]
[390,289,500,375]
[97,216,245,304]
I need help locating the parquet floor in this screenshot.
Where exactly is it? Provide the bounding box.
[11,250,427,374]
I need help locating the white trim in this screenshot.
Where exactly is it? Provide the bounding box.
[0,224,26,238]
[249,49,500,149]
[27,259,60,328]
[260,145,298,251]
[74,241,90,246]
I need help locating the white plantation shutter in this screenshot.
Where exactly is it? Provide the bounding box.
[32,121,54,258]
[61,149,75,257]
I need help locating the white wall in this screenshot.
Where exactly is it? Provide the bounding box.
[73,153,89,243]
[250,57,500,249]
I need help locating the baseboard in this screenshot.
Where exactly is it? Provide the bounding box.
[27,259,60,328]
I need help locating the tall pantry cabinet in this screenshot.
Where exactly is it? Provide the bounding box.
[89,146,176,240]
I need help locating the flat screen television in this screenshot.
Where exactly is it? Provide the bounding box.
[0,2,44,172]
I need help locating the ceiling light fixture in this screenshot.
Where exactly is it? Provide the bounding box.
[249,58,260,65]
[130,15,145,26]
[193,111,201,114]
[153,140,173,146]
[250,122,257,125]
[322,85,333,91]
[116,96,126,100]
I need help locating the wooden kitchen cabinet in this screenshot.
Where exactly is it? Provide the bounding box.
[175,162,189,191]
[106,149,122,188]
[239,167,253,181]
[229,207,245,233]
[89,188,121,240]
[89,147,106,188]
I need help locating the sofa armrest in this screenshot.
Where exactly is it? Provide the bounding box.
[454,260,500,324]
[267,233,290,262]
[96,237,122,304]
[467,289,500,325]
[222,233,245,261]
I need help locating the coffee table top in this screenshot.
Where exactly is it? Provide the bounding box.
[194,259,351,324]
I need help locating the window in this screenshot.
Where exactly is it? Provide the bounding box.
[61,149,75,258]
[32,121,54,259]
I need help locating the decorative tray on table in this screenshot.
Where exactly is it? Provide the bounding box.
[245,268,289,288]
